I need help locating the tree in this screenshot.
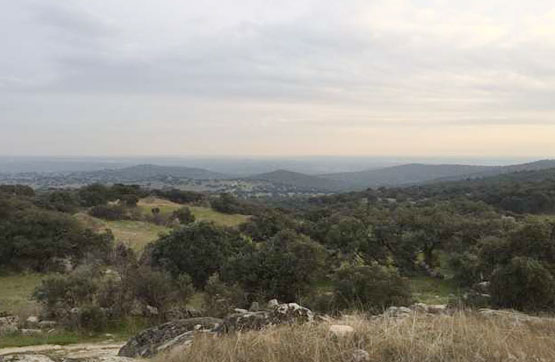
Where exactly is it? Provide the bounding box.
[223,229,326,301]
[332,260,413,310]
[172,207,195,224]
[490,257,555,311]
[149,222,248,288]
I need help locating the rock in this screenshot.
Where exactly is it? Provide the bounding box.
[385,306,411,318]
[0,355,55,362]
[20,329,43,336]
[267,299,279,309]
[351,349,370,362]
[410,303,428,313]
[273,303,313,324]
[145,305,159,317]
[25,316,39,328]
[249,302,260,312]
[218,302,313,332]
[38,321,57,329]
[0,315,19,336]
[118,317,222,358]
[328,324,354,338]
[233,308,249,314]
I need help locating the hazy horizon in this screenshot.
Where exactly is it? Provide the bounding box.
[2,1,555,157]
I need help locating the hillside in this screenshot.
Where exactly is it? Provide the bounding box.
[321,163,493,189]
[246,169,345,191]
[321,159,555,189]
[79,164,228,181]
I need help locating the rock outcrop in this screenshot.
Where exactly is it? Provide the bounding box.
[118,301,314,357]
[117,317,221,358]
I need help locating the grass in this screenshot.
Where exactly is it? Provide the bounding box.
[138,197,250,227]
[0,317,148,348]
[409,276,460,305]
[74,213,171,252]
[159,311,555,362]
[0,274,42,316]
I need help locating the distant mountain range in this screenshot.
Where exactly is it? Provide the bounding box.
[317,160,555,189]
[2,159,555,193]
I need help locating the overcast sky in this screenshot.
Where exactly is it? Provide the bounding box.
[1,0,554,157]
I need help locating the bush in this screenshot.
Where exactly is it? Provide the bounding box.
[332,261,413,311]
[150,222,248,288]
[172,207,195,224]
[223,230,326,302]
[203,274,247,317]
[89,204,129,221]
[490,257,555,311]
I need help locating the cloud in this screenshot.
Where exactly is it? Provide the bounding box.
[0,0,554,156]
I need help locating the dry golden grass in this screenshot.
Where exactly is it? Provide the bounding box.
[160,311,555,362]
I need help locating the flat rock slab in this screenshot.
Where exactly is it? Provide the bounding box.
[0,342,138,362]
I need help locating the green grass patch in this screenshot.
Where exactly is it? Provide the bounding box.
[0,274,43,316]
[410,276,460,305]
[188,206,250,227]
[138,197,250,227]
[75,213,171,252]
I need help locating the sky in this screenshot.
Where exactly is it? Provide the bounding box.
[1,0,554,158]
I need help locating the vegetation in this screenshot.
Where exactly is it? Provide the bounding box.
[159,312,555,362]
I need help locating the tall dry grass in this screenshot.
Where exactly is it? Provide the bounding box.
[159,311,555,362]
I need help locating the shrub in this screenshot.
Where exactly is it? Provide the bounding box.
[223,230,326,302]
[203,274,247,317]
[172,207,195,224]
[150,222,248,288]
[490,257,555,311]
[332,261,413,311]
[89,204,129,221]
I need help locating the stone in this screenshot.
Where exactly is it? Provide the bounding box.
[0,315,19,336]
[118,317,222,358]
[233,308,249,314]
[267,299,279,309]
[249,302,260,312]
[145,305,159,317]
[411,303,428,313]
[25,316,39,328]
[351,349,370,362]
[218,302,313,333]
[0,355,55,362]
[20,329,43,336]
[328,324,354,338]
[38,321,57,329]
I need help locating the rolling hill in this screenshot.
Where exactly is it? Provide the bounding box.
[246,169,346,191]
[320,160,555,189]
[70,164,229,182]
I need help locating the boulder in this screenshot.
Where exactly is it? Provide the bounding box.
[0,315,19,336]
[38,321,57,329]
[118,317,221,358]
[20,329,43,336]
[328,324,354,338]
[217,302,313,333]
[267,299,279,309]
[25,316,39,328]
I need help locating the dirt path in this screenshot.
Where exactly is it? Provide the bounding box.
[0,341,138,361]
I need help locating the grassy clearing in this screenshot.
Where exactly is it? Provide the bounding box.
[138,197,250,227]
[0,274,42,317]
[74,213,170,252]
[409,276,459,305]
[188,206,250,227]
[160,312,555,362]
